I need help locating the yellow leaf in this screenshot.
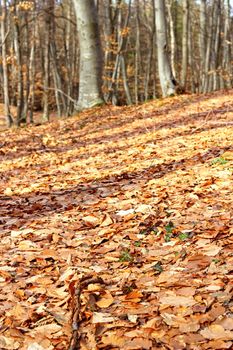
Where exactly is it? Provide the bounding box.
[96,291,114,308]
[200,324,233,340]
[159,294,196,307]
[221,151,233,160]
[82,215,99,227]
[4,187,13,196]
[100,214,113,227]
[92,312,117,323]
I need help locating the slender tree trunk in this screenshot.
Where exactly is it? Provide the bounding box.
[199,0,206,92]
[103,0,114,100]
[42,0,53,121]
[166,0,176,79]
[13,2,25,126]
[120,55,132,105]
[181,0,189,90]
[212,0,221,91]
[29,17,37,124]
[222,0,231,88]
[65,1,75,116]
[188,16,197,93]
[134,0,140,104]
[203,2,215,93]
[0,0,14,126]
[72,0,104,111]
[154,0,176,97]
[50,41,67,116]
[23,12,30,122]
[107,0,132,105]
[144,0,155,101]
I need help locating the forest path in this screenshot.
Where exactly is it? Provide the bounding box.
[0,91,233,349]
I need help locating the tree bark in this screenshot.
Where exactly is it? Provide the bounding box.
[222,0,231,88]
[181,0,189,90]
[199,0,206,92]
[0,0,14,126]
[154,0,176,97]
[13,2,25,126]
[72,0,104,111]
[166,0,176,79]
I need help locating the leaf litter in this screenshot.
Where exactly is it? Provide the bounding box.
[0,91,233,349]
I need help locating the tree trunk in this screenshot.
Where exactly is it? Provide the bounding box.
[222,0,231,88]
[212,0,221,91]
[42,0,53,121]
[154,0,176,97]
[23,12,30,122]
[0,0,14,127]
[199,0,206,92]
[181,0,189,90]
[166,0,176,79]
[13,2,25,126]
[134,0,140,104]
[28,17,37,124]
[72,0,104,111]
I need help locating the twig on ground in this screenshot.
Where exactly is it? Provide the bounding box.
[68,275,104,350]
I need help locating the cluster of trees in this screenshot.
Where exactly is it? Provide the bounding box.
[0,0,232,127]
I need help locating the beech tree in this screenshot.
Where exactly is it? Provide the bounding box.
[181,0,189,90]
[0,0,13,126]
[72,0,104,110]
[154,0,176,97]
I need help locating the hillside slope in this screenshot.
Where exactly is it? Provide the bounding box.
[0,91,233,349]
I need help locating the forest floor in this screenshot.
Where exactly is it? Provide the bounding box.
[0,91,233,350]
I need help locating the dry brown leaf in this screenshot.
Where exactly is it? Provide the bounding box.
[100,214,113,227]
[218,317,233,330]
[92,312,118,323]
[27,343,47,350]
[0,336,20,350]
[96,291,114,308]
[101,332,125,347]
[124,337,153,349]
[159,294,197,307]
[31,323,62,337]
[200,324,233,340]
[82,215,100,227]
[124,290,143,302]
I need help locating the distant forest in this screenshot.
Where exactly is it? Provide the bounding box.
[0,0,232,126]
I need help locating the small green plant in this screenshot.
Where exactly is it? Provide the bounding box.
[139,229,148,235]
[165,210,173,217]
[122,285,134,294]
[153,261,163,273]
[134,241,141,247]
[164,233,172,242]
[178,233,189,241]
[211,157,228,165]
[174,249,187,258]
[212,258,220,264]
[139,225,158,235]
[119,250,134,262]
[165,222,174,234]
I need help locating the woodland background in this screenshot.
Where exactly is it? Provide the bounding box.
[0,1,233,349]
[0,0,232,127]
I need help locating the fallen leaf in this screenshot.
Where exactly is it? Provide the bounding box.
[82,215,100,227]
[96,291,114,308]
[92,312,118,323]
[0,336,20,349]
[159,294,197,307]
[200,324,233,340]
